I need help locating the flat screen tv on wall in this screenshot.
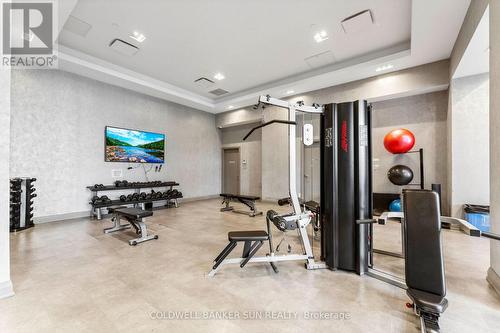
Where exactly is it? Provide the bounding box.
[105,126,165,163]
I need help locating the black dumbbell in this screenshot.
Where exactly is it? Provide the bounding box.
[120,195,127,202]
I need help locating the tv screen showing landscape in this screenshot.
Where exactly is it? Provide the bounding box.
[105,126,165,163]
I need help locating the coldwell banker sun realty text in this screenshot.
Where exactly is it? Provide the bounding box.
[1,0,58,68]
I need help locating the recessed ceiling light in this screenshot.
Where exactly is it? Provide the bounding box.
[227,105,234,109]
[376,64,394,72]
[286,90,295,95]
[314,30,328,43]
[214,72,225,81]
[130,31,146,43]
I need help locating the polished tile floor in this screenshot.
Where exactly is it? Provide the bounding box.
[2,199,499,332]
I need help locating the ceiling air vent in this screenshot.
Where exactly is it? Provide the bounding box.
[63,15,92,37]
[109,39,139,56]
[209,88,229,96]
[304,51,335,69]
[341,10,374,34]
[194,77,215,89]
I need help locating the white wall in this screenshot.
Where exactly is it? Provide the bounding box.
[489,0,500,292]
[450,74,490,217]
[10,70,221,221]
[0,68,13,298]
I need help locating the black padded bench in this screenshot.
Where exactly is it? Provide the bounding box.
[212,230,277,273]
[220,193,263,217]
[113,207,158,246]
[403,189,448,332]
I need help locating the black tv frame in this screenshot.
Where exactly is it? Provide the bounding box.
[104,125,165,164]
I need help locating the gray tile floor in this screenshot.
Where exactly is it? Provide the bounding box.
[2,199,499,332]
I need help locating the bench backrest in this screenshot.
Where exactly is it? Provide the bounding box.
[403,189,446,296]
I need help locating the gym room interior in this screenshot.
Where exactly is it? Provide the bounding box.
[1,0,500,332]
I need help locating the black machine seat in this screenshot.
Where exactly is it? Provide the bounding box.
[407,288,448,314]
[228,230,269,242]
[115,207,153,219]
[220,193,260,201]
[107,205,126,213]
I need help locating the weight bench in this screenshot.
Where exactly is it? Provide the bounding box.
[220,193,263,217]
[104,205,131,234]
[113,207,158,246]
[211,230,278,276]
[403,189,448,332]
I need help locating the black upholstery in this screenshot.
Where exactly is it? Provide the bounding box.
[407,288,448,314]
[115,207,153,219]
[220,193,260,201]
[228,230,269,241]
[403,189,447,314]
[107,205,126,213]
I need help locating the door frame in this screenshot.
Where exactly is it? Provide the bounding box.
[221,146,241,194]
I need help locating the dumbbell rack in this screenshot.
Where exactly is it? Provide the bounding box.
[10,177,37,232]
[87,181,181,220]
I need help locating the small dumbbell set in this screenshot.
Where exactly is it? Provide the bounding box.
[87,180,182,219]
[10,178,37,232]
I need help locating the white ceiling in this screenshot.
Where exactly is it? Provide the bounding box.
[55,0,471,113]
[453,6,489,79]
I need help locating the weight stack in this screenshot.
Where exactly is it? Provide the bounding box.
[10,177,37,232]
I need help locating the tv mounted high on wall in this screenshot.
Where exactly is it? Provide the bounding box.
[105,126,165,163]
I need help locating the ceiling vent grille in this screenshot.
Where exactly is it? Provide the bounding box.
[63,15,92,37]
[341,10,374,34]
[109,39,139,56]
[209,88,229,96]
[304,51,335,69]
[194,77,215,89]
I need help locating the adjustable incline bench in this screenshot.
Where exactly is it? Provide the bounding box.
[104,206,158,246]
[220,193,263,217]
[403,189,448,332]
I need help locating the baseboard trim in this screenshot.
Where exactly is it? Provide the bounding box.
[33,195,221,224]
[34,211,90,224]
[487,267,500,296]
[178,194,220,203]
[0,280,14,299]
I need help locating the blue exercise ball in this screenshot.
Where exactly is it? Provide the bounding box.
[389,199,402,212]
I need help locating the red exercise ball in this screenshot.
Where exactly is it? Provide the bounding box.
[383,129,415,154]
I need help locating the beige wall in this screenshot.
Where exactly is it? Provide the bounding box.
[489,0,500,291]
[0,68,13,298]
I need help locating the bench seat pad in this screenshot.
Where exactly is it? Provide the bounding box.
[107,205,127,213]
[228,230,269,241]
[220,193,260,201]
[115,207,153,219]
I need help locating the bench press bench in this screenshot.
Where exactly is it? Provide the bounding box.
[104,206,158,246]
[220,193,263,217]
